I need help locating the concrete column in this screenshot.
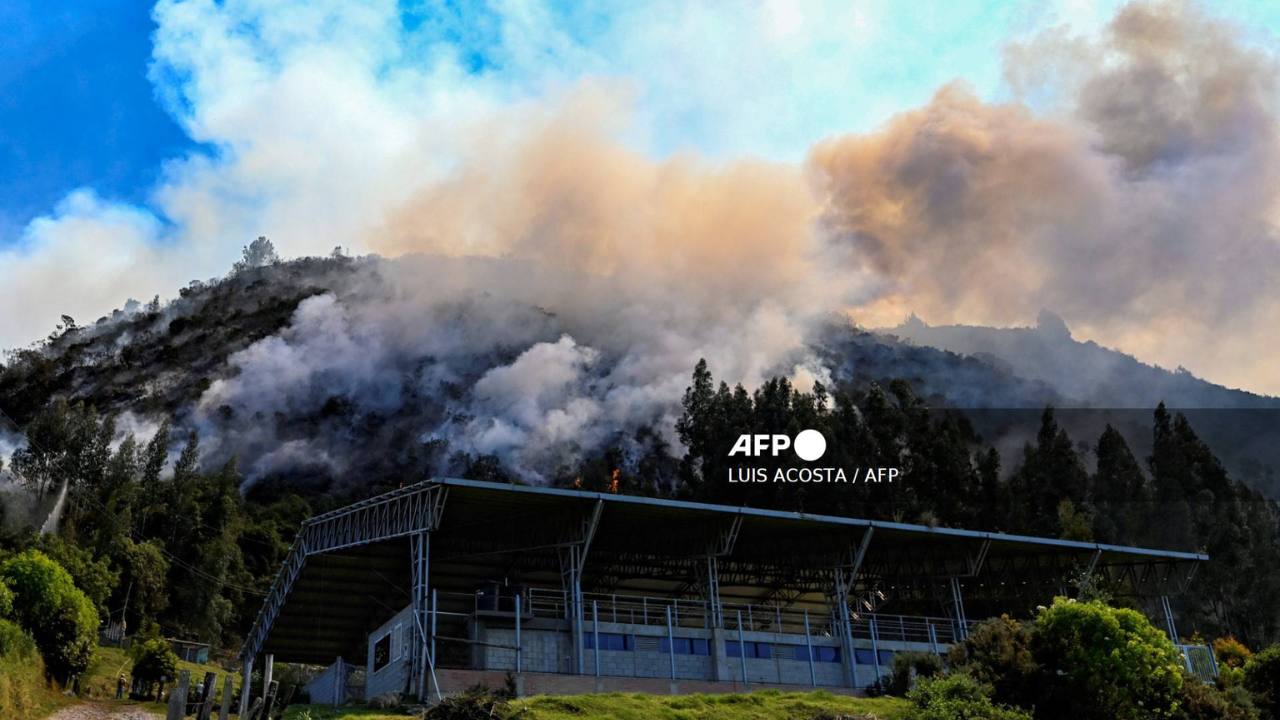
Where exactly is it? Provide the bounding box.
[263,654,274,692]
[237,656,253,719]
[710,628,731,682]
[166,670,189,720]
[218,673,233,720]
[804,610,816,687]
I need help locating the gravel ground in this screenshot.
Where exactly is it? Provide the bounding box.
[43,702,163,720]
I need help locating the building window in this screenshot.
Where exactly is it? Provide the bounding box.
[792,645,842,663]
[583,633,633,651]
[392,623,403,661]
[661,638,710,655]
[726,641,772,659]
[373,632,392,673]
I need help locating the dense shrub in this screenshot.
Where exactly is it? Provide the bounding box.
[424,681,521,720]
[1175,673,1258,720]
[908,674,1033,720]
[0,581,12,618]
[948,615,1037,708]
[129,638,178,698]
[0,618,49,720]
[1244,646,1280,720]
[885,650,944,696]
[1031,598,1185,720]
[1216,637,1254,669]
[0,550,99,680]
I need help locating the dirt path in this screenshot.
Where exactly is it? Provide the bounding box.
[43,702,163,720]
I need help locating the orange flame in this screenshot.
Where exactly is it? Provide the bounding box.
[609,469,619,493]
[573,477,582,489]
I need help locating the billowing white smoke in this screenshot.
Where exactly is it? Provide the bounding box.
[193,252,835,481]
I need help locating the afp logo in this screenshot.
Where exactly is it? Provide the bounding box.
[728,429,827,461]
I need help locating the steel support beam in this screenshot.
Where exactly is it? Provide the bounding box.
[831,527,873,688]
[241,483,447,664]
[560,500,603,674]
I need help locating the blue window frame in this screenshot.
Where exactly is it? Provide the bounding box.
[854,648,876,665]
[583,633,633,651]
[793,645,842,663]
[816,646,841,663]
[878,650,896,665]
[661,638,710,655]
[726,641,772,659]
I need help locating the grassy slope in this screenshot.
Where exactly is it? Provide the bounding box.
[0,650,69,720]
[74,645,243,717]
[283,691,913,720]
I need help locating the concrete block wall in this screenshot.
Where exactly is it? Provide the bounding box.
[365,605,415,699]
[431,667,865,698]
[484,628,570,674]
[304,660,343,704]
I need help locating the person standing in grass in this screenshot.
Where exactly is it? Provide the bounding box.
[116,673,126,700]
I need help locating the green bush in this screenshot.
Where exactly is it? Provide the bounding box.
[0,617,49,720]
[1215,637,1253,669]
[0,581,13,619]
[1030,598,1185,720]
[1175,673,1258,720]
[129,638,178,698]
[908,674,1033,720]
[0,618,31,657]
[0,550,99,680]
[948,615,1038,708]
[885,650,944,696]
[1244,645,1280,720]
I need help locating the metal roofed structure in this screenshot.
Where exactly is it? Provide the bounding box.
[237,477,1209,710]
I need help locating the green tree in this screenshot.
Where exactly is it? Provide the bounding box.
[36,535,118,621]
[1091,425,1149,544]
[0,550,98,680]
[1031,598,1185,720]
[129,637,178,698]
[908,673,1033,720]
[232,236,281,273]
[947,615,1038,710]
[1244,645,1280,720]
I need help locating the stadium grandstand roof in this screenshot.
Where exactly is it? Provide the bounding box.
[243,477,1207,665]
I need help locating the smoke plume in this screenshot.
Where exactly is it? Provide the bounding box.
[7,1,1280,484]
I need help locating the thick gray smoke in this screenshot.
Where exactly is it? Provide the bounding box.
[190,255,834,482]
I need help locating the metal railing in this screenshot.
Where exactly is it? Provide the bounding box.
[1176,644,1218,682]
[516,587,955,649]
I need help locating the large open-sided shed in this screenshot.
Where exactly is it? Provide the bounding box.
[238,477,1207,707]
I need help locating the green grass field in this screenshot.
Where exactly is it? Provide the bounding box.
[282,690,912,720]
[74,645,243,717]
[0,655,68,720]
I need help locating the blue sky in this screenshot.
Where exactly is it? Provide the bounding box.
[0,0,192,243]
[4,0,1279,244]
[0,0,1077,243]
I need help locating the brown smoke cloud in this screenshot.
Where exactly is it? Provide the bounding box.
[363,2,1280,395]
[809,1,1280,394]
[372,85,830,317]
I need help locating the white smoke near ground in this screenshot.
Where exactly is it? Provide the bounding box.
[5,1,1280,483]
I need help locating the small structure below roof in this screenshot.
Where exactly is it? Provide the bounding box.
[168,638,211,664]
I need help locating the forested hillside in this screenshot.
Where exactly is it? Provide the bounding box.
[0,248,1277,653]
